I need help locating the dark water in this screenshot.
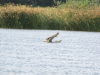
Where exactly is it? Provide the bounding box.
[0,29,100,75]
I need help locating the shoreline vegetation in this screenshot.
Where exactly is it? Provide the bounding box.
[0,1,100,31]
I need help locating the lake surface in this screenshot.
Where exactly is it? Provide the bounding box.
[0,29,100,75]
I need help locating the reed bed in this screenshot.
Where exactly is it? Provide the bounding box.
[0,4,100,31]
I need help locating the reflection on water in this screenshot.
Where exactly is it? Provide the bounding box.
[0,29,100,75]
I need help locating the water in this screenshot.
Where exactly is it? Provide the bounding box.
[0,29,100,75]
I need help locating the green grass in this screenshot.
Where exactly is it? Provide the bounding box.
[0,2,100,31]
[58,0,100,9]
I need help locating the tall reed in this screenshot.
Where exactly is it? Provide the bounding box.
[0,4,100,31]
